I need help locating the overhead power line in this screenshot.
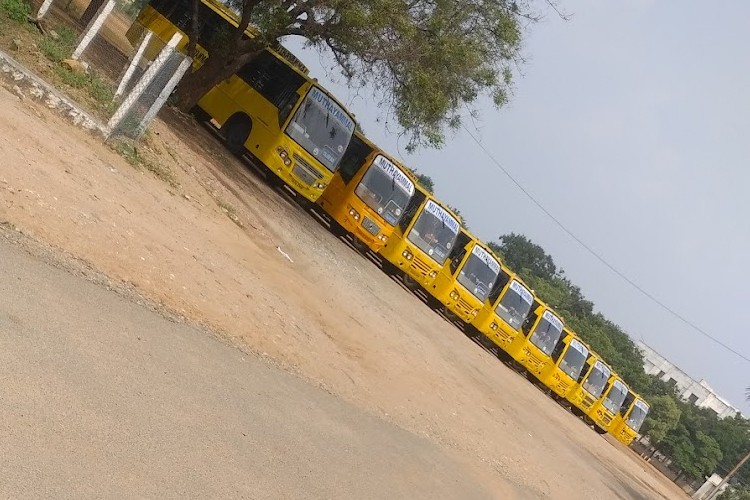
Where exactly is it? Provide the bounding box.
[461,124,750,365]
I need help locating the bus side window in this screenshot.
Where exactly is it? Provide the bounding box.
[521,301,540,335]
[621,392,635,416]
[337,135,373,184]
[236,51,306,125]
[398,190,426,232]
[447,231,472,274]
[578,355,593,383]
[488,270,511,304]
[521,312,537,335]
[550,333,568,362]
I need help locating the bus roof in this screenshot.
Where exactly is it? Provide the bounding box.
[353,130,414,181]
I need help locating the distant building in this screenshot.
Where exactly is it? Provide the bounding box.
[637,340,742,419]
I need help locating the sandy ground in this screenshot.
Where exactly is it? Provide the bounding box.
[0,234,493,499]
[0,84,687,499]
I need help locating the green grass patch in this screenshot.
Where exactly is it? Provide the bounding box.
[38,26,77,63]
[1,0,30,23]
[111,139,178,188]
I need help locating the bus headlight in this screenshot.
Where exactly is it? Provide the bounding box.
[277,147,288,159]
[283,157,292,166]
[470,309,478,317]
[316,183,327,190]
[401,249,413,260]
[428,270,437,279]
[348,208,360,221]
[490,322,498,331]
[449,290,460,301]
[377,234,387,242]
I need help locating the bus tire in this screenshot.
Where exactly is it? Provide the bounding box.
[380,260,399,276]
[351,238,369,253]
[594,425,608,435]
[329,220,347,238]
[402,274,420,291]
[223,114,251,155]
[191,105,211,123]
[465,325,479,339]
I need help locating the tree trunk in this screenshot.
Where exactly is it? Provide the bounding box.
[80,0,106,26]
[174,48,262,112]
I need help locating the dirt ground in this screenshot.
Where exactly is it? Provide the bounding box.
[0,83,687,499]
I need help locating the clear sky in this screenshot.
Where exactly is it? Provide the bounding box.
[287,0,750,408]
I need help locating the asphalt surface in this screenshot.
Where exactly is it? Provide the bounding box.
[0,238,491,499]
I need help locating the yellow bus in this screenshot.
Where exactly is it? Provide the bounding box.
[534,330,590,399]
[317,132,416,252]
[378,188,462,291]
[587,375,629,434]
[127,1,352,202]
[502,302,565,378]
[427,230,501,323]
[470,268,535,353]
[195,51,356,201]
[567,354,612,417]
[610,392,650,446]
[126,0,308,73]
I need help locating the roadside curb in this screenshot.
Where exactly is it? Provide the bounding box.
[0,49,106,135]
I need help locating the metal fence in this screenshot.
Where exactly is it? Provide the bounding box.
[25,0,191,138]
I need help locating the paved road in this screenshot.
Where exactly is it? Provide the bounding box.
[0,239,491,499]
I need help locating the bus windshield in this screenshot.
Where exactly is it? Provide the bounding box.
[354,155,415,226]
[626,400,650,432]
[528,310,564,356]
[558,339,589,380]
[582,361,610,398]
[286,87,354,172]
[457,245,500,301]
[603,380,628,413]
[495,280,534,330]
[407,200,460,265]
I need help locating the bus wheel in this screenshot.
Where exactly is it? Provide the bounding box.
[380,260,399,276]
[191,105,211,123]
[223,115,251,155]
[329,221,347,238]
[352,238,369,253]
[594,426,608,435]
[402,274,420,291]
[465,326,479,339]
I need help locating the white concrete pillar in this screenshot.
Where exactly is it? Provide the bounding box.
[106,32,183,137]
[71,0,116,61]
[115,31,153,98]
[136,55,193,135]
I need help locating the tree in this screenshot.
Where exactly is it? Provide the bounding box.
[640,395,681,444]
[447,205,467,228]
[495,233,557,281]
[415,173,434,194]
[174,0,558,149]
[718,486,750,500]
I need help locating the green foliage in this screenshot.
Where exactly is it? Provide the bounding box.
[640,395,681,443]
[719,485,750,500]
[1,0,30,22]
[53,65,116,113]
[123,0,148,18]
[112,139,178,188]
[177,0,553,150]
[415,173,434,194]
[497,233,557,282]
[447,205,467,228]
[39,26,77,63]
[493,231,750,481]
